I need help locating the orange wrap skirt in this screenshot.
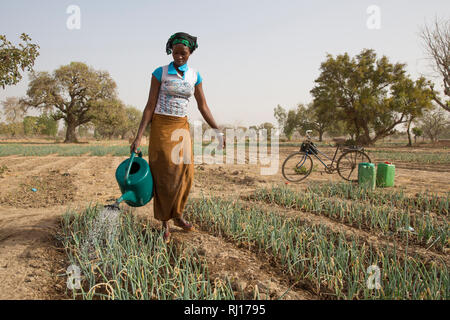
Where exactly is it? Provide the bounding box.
[148,113,194,221]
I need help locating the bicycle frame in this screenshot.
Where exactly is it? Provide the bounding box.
[283,130,370,182]
[303,145,341,171]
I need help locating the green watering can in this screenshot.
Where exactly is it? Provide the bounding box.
[114,150,154,207]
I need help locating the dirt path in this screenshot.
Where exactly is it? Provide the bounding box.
[0,206,67,299]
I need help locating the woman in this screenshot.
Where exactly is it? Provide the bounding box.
[130,32,224,243]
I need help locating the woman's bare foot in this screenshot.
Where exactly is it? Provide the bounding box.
[162,221,171,243]
[173,217,195,231]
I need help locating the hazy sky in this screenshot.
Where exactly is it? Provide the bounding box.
[0,0,448,127]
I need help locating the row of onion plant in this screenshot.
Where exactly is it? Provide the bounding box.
[249,185,448,252]
[59,204,235,300]
[185,196,448,299]
[306,182,448,215]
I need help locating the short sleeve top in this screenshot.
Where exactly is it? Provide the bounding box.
[152,62,202,117]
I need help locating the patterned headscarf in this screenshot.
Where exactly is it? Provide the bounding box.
[166,32,198,55]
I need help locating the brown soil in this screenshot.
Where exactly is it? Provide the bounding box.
[0,169,77,208]
[0,145,448,299]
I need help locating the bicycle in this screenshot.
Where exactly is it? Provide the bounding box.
[281,130,371,183]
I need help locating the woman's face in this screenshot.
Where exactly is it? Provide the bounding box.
[172,43,191,67]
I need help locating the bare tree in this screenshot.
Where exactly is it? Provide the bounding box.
[419,107,449,142]
[1,97,28,122]
[420,17,450,112]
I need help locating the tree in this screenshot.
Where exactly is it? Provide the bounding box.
[310,49,434,145]
[78,123,94,138]
[412,127,423,144]
[22,113,57,136]
[420,17,450,112]
[23,116,41,136]
[118,106,142,139]
[299,102,338,142]
[250,122,274,140]
[274,105,299,141]
[1,97,28,137]
[91,99,126,139]
[0,33,40,89]
[273,105,287,129]
[37,112,57,136]
[275,102,341,141]
[419,107,449,142]
[284,109,298,141]
[1,97,28,122]
[0,122,23,137]
[21,62,118,142]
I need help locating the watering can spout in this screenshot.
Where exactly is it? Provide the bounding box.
[116,190,134,204]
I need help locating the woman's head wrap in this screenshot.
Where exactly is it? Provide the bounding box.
[166,32,198,55]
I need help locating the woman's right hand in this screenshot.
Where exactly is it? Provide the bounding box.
[130,137,141,154]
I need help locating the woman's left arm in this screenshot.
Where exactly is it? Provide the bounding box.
[194,82,220,130]
[194,82,225,149]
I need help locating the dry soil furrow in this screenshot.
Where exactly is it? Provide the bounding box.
[136,209,316,300]
[92,156,124,201]
[0,157,81,202]
[0,155,64,173]
[65,156,97,174]
[68,156,125,204]
[20,157,79,175]
[0,206,68,300]
[0,156,46,171]
[238,197,449,266]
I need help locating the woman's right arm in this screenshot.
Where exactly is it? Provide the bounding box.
[131,75,161,153]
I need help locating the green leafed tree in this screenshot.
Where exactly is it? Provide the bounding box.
[37,112,57,136]
[21,62,118,143]
[274,105,301,141]
[310,49,434,145]
[295,102,337,142]
[23,116,40,136]
[412,127,423,143]
[119,106,142,139]
[284,109,298,141]
[250,122,274,136]
[22,113,57,137]
[91,99,127,139]
[0,33,40,89]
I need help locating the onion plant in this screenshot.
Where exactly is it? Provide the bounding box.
[59,204,235,300]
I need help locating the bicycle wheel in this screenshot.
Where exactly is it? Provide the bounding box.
[282,152,314,182]
[337,150,371,182]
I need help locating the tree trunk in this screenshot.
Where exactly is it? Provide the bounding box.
[318,129,324,142]
[357,128,373,146]
[406,122,412,147]
[64,121,78,143]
